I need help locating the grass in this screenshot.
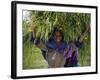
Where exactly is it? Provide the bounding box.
[78,41,91,66]
[23,40,48,69]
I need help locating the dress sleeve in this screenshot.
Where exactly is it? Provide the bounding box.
[75,40,83,48]
[30,32,39,44]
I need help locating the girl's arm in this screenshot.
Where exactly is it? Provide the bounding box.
[31,28,47,50]
[79,23,90,43]
[31,28,47,60]
[75,23,90,48]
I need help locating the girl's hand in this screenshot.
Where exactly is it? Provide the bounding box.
[72,43,76,52]
[63,48,67,57]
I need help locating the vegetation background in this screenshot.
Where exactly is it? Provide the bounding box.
[22,10,91,69]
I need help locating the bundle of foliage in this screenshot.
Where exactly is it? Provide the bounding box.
[23,11,91,69]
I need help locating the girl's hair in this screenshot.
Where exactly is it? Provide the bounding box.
[52,27,64,41]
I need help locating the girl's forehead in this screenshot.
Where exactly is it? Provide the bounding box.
[54,31,61,34]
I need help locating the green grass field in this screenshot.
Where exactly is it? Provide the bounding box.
[23,40,48,69]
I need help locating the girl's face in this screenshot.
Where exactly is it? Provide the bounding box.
[54,31,62,43]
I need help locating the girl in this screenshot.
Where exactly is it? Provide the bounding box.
[31,27,67,68]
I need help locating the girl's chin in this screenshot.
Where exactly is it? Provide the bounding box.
[56,40,61,43]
